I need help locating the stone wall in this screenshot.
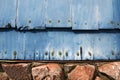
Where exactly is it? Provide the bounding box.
[0,61,120,80]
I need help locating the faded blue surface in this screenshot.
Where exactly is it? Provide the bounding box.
[72,0,120,30]
[0,0,120,60]
[46,0,72,28]
[17,0,46,30]
[0,0,16,28]
[0,0,120,29]
[0,30,120,60]
[113,0,120,29]
[72,0,99,30]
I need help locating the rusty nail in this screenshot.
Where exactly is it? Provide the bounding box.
[48,20,52,23]
[5,51,7,54]
[8,23,11,28]
[68,20,71,22]
[13,51,17,59]
[51,51,54,56]
[110,21,114,24]
[117,23,120,26]
[35,51,39,55]
[88,52,92,56]
[45,52,48,56]
[13,51,17,56]
[66,51,68,56]
[85,22,87,25]
[59,51,62,56]
[80,46,82,59]
[111,50,114,55]
[58,20,60,23]
[77,52,79,56]
[28,20,32,23]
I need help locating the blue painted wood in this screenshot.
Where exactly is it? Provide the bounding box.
[72,0,99,30]
[17,32,25,60]
[0,31,19,60]
[72,0,120,30]
[48,32,64,60]
[113,0,120,29]
[17,0,45,30]
[0,30,120,60]
[46,0,72,28]
[0,0,16,28]
[93,33,116,60]
[0,32,5,59]
[115,33,120,59]
[97,0,114,29]
[0,0,120,30]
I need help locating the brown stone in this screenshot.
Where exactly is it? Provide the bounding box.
[68,65,95,80]
[47,64,64,80]
[0,72,9,80]
[2,63,32,80]
[32,65,49,80]
[98,62,120,80]
[32,63,64,80]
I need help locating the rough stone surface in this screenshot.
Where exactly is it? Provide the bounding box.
[98,62,120,80]
[32,63,64,80]
[32,65,49,80]
[68,65,95,80]
[0,72,9,80]
[2,63,32,80]
[0,62,120,80]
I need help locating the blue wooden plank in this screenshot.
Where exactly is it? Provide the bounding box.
[0,31,19,60]
[46,0,72,28]
[113,0,120,29]
[0,31,25,60]
[48,32,64,60]
[24,32,49,60]
[16,32,25,60]
[44,32,75,60]
[72,0,99,30]
[93,33,116,60]
[81,34,94,60]
[0,30,120,60]
[97,0,114,29]
[0,32,5,59]
[74,34,94,60]
[17,0,45,30]
[0,0,16,28]
[0,0,120,30]
[72,0,120,30]
[114,33,120,59]
[63,32,75,60]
